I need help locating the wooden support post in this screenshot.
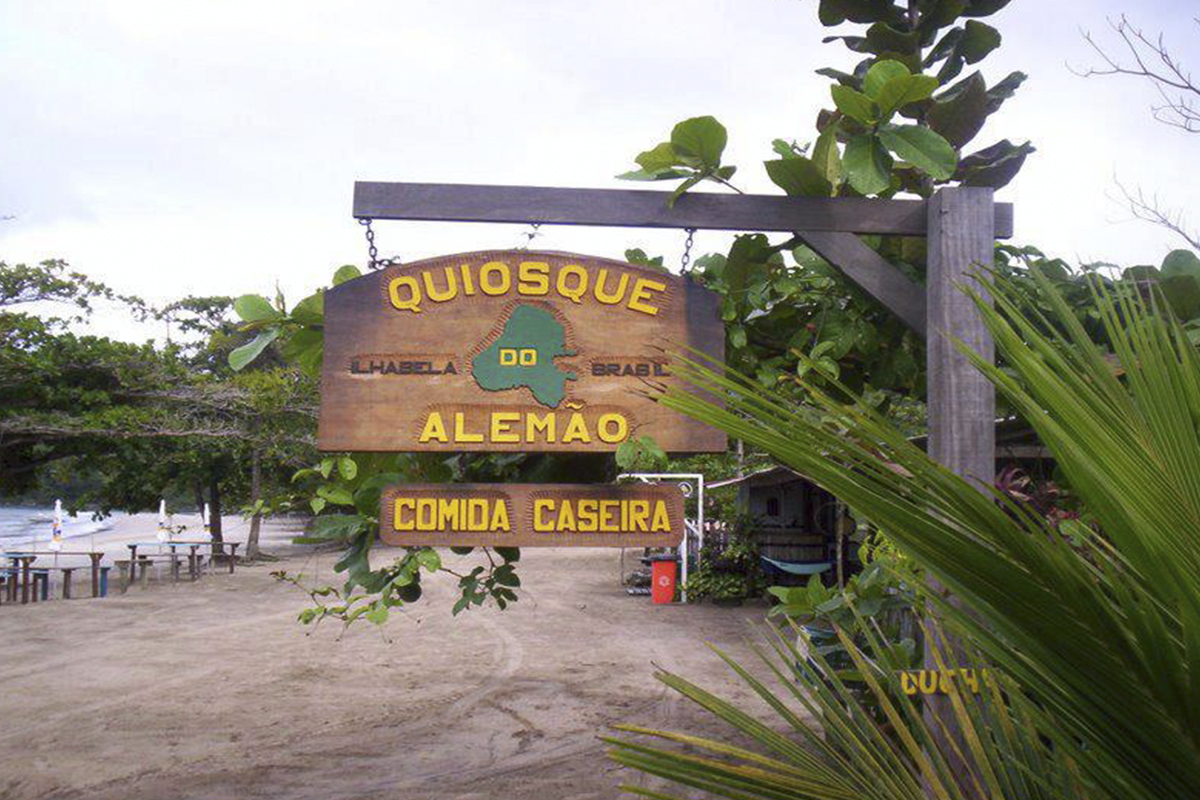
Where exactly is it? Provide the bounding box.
[924,186,996,795]
[926,186,995,487]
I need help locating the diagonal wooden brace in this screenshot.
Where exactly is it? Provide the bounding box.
[794,230,927,335]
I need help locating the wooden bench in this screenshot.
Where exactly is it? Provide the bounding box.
[50,565,108,598]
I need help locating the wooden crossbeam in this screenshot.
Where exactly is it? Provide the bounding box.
[353,181,1014,238]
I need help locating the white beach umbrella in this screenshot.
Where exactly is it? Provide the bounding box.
[49,499,63,552]
[156,499,168,542]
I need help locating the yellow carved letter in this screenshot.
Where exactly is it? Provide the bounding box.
[419,412,448,443]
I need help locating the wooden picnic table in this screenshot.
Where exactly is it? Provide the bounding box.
[126,540,241,585]
[2,551,109,603]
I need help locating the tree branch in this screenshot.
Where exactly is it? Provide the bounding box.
[1074,15,1199,134]
[1112,178,1200,251]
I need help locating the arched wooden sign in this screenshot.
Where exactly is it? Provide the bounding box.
[318,250,725,453]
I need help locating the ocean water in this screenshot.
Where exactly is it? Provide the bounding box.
[0,505,114,548]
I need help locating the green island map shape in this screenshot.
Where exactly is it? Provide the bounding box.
[471,303,577,407]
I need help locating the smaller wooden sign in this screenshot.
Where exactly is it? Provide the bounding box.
[900,668,992,696]
[380,483,684,548]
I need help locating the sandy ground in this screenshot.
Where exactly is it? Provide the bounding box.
[0,528,793,800]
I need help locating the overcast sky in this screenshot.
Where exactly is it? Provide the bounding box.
[1,1,1197,340]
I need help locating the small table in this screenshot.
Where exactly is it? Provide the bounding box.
[4,551,106,599]
[165,540,241,574]
[126,540,241,584]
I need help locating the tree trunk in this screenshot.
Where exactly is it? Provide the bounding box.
[208,475,224,543]
[246,448,263,559]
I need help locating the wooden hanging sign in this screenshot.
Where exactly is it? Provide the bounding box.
[379,483,685,548]
[318,250,725,453]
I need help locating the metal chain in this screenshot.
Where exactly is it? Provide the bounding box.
[357,218,399,270]
[680,228,697,272]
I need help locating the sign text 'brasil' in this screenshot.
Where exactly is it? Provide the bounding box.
[319,251,725,452]
[380,483,685,548]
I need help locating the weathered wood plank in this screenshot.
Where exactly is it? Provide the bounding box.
[926,186,996,484]
[353,182,1014,238]
[379,483,685,548]
[924,186,997,798]
[318,250,726,454]
[796,231,926,333]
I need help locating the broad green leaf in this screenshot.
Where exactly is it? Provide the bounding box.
[416,548,442,572]
[986,70,1026,112]
[228,328,279,371]
[282,328,323,378]
[317,485,355,506]
[878,124,957,180]
[1160,274,1200,320]
[666,173,704,209]
[876,74,940,119]
[830,85,877,124]
[764,156,832,197]
[963,0,1012,14]
[861,22,921,57]
[332,265,361,286]
[959,20,1001,63]
[635,142,680,173]
[303,513,367,541]
[818,0,899,25]
[616,167,691,181]
[670,116,727,168]
[955,138,1034,188]
[811,123,842,186]
[843,134,894,194]
[928,72,989,147]
[863,59,910,98]
[919,0,968,30]
[233,294,279,323]
[771,138,803,158]
[1160,249,1200,280]
[337,456,357,481]
[291,292,324,326]
[494,546,520,563]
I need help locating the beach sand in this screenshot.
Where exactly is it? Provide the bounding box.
[0,520,787,800]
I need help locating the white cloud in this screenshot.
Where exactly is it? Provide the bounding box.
[0,0,1196,341]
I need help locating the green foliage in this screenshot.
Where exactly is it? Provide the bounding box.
[231,265,618,624]
[616,116,737,206]
[0,260,314,519]
[630,271,1200,799]
[0,258,146,319]
[607,620,1076,800]
[684,517,765,602]
[615,435,668,473]
[617,1,1032,422]
[623,248,668,272]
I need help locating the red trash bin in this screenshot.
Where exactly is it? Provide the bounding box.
[651,559,677,604]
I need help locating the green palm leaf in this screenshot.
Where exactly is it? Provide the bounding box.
[610,272,1200,799]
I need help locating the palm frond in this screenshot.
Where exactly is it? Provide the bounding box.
[610,273,1200,800]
